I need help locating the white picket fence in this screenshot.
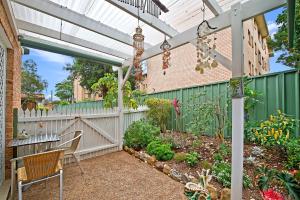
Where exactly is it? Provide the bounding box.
[17,105,148,162]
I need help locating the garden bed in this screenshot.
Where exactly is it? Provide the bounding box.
[124,130,298,200]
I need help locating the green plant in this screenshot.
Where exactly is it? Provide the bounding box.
[123,120,160,150]
[285,138,300,169]
[174,152,187,163]
[192,139,202,149]
[276,172,300,200]
[185,152,199,167]
[213,153,223,163]
[244,121,260,143]
[159,136,178,149]
[256,166,277,191]
[92,73,139,109]
[218,143,230,157]
[212,161,252,188]
[252,110,296,146]
[146,140,174,161]
[200,160,212,170]
[145,98,171,132]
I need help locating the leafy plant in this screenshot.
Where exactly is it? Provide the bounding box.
[174,152,187,163]
[145,98,171,132]
[252,110,296,146]
[146,140,174,161]
[213,153,223,163]
[200,160,212,170]
[284,138,300,169]
[92,73,140,109]
[192,139,202,149]
[256,166,277,191]
[212,161,252,188]
[218,143,230,157]
[186,152,199,167]
[276,172,300,200]
[123,120,160,150]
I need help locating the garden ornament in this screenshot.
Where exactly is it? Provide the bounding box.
[173,98,180,116]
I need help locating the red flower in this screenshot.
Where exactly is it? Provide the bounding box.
[261,189,284,200]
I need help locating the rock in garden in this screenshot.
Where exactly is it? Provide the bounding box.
[146,156,156,166]
[128,148,135,155]
[220,188,231,200]
[207,184,218,200]
[163,164,171,175]
[181,173,191,184]
[134,151,140,158]
[138,152,150,161]
[170,169,182,182]
[123,146,129,152]
[155,161,164,171]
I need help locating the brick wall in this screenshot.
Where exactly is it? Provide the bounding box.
[0,1,22,179]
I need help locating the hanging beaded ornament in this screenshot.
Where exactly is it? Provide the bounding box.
[195,2,218,74]
[160,36,171,75]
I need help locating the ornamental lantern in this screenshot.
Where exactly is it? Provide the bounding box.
[133,25,144,82]
[160,37,171,75]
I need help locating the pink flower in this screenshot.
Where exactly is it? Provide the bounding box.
[261,189,284,200]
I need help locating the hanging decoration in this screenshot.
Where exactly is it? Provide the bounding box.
[195,2,218,74]
[117,0,169,18]
[160,35,171,75]
[133,5,145,82]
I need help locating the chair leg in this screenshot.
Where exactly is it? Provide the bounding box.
[73,154,84,174]
[18,181,22,200]
[59,170,63,200]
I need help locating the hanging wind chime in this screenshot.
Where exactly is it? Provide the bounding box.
[195,2,218,74]
[160,35,171,75]
[133,5,144,83]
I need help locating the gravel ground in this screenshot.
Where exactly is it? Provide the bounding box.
[20,151,186,200]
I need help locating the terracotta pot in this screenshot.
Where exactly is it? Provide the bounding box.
[27,101,36,111]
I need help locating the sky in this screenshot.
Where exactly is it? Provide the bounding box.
[21,6,291,100]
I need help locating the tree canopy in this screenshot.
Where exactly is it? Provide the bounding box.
[21,59,48,99]
[268,2,300,68]
[55,78,73,102]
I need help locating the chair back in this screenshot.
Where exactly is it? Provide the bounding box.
[23,150,64,181]
[70,130,82,152]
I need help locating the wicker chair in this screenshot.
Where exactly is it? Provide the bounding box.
[52,130,84,174]
[11,149,64,200]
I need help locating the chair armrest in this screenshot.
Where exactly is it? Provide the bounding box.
[57,134,82,148]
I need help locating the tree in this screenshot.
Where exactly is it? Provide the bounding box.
[91,73,139,109]
[21,59,48,99]
[268,2,300,68]
[64,58,114,92]
[55,78,73,102]
[64,57,136,92]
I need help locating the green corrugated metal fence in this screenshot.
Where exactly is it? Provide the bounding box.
[146,69,300,137]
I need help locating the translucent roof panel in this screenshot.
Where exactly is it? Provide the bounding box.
[11,0,247,62]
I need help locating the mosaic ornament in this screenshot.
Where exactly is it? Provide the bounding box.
[133,23,144,82]
[160,36,171,75]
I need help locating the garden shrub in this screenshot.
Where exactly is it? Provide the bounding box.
[185,152,199,167]
[212,161,252,188]
[145,98,171,132]
[174,152,187,163]
[192,139,202,149]
[284,138,300,169]
[146,140,174,161]
[124,120,160,150]
[252,110,296,146]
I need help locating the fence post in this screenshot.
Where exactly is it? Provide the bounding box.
[118,67,124,150]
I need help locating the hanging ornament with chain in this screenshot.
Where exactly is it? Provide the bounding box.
[160,35,171,75]
[133,7,145,82]
[195,2,218,74]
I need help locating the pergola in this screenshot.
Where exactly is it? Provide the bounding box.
[4,0,286,198]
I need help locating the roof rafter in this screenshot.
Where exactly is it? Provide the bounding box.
[203,0,223,16]
[11,0,151,48]
[136,0,285,64]
[20,34,123,66]
[16,19,131,59]
[105,0,178,37]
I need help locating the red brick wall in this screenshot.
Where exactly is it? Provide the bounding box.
[0,1,22,178]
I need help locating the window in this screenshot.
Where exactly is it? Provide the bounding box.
[258,50,262,65]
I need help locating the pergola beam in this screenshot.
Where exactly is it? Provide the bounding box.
[203,0,223,16]
[11,0,151,48]
[20,34,123,66]
[105,0,178,37]
[140,0,285,61]
[16,19,131,59]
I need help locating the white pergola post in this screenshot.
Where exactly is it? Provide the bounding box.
[118,67,124,150]
[230,2,244,200]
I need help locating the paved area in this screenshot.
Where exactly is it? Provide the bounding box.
[21,151,186,200]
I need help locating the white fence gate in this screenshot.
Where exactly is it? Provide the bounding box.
[17,106,147,161]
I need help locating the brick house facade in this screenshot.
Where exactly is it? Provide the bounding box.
[0,0,22,184]
[143,16,270,93]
